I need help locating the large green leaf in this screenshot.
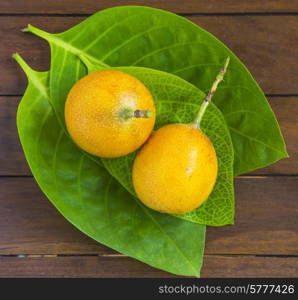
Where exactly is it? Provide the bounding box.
[25,5,288,175]
[82,57,234,226]
[14,54,206,277]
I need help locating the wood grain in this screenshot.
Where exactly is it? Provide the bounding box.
[1,0,297,14]
[2,15,298,95]
[0,97,30,175]
[0,255,297,278]
[0,96,295,176]
[0,176,297,255]
[0,177,112,255]
[206,176,298,255]
[202,255,298,278]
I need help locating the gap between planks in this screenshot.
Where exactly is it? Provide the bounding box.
[2,94,298,97]
[0,12,298,17]
[1,253,298,258]
[1,175,297,178]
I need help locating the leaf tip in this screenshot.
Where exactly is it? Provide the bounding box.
[194,271,201,278]
[20,24,50,40]
[12,52,19,60]
[12,52,24,65]
[21,24,31,33]
[12,53,34,78]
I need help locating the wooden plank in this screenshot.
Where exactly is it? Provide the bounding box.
[2,15,298,95]
[0,177,112,255]
[0,97,30,175]
[206,176,298,255]
[202,255,298,278]
[0,255,297,278]
[1,0,297,14]
[0,177,297,255]
[0,96,295,176]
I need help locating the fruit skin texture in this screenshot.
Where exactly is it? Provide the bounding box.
[65,70,156,158]
[132,124,218,214]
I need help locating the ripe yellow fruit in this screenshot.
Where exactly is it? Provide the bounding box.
[132,57,229,214]
[65,70,156,158]
[132,124,218,214]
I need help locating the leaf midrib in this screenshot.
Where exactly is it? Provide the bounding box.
[27,24,108,67]
[137,201,200,276]
[229,126,286,156]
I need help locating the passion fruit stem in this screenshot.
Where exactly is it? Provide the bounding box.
[193,57,230,128]
[120,109,153,120]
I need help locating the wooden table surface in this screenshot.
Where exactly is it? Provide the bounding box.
[0,0,297,277]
